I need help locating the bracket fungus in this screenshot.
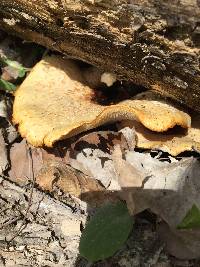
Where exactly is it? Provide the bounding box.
[13,55,191,147]
[120,116,200,157]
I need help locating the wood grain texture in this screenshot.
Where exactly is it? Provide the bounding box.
[0,0,199,110]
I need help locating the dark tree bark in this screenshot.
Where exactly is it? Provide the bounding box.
[0,0,199,110]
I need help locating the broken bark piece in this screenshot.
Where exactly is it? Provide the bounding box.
[13,55,191,147]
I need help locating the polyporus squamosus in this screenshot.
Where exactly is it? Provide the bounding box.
[119,116,200,157]
[13,55,191,147]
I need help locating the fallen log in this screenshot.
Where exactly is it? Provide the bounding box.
[0,0,199,111]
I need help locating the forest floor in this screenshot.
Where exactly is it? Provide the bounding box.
[0,31,200,267]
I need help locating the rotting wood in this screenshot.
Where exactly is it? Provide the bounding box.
[0,0,199,111]
[0,177,86,266]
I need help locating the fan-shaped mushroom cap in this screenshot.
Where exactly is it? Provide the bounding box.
[13,56,191,147]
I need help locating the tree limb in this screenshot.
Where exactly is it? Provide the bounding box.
[0,0,199,110]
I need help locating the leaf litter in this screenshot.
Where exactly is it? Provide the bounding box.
[1,40,200,265]
[0,94,19,175]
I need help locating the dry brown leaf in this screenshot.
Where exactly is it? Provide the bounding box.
[158,222,200,260]
[120,115,200,156]
[68,130,130,188]
[13,55,191,147]
[36,161,104,197]
[36,158,119,206]
[8,139,70,185]
[116,150,200,259]
[36,161,119,206]
[112,144,144,214]
[8,138,117,206]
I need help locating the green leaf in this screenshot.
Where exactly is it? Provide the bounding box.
[79,201,134,262]
[4,59,27,78]
[0,78,16,91]
[177,204,200,229]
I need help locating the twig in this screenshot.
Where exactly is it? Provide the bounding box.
[0,216,22,230]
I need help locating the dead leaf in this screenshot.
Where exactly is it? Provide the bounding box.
[68,130,130,188]
[0,96,18,174]
[2,66,20,81]
[37,160,119,206]
[119,115,200,156]
[112,144,144,214]
[158,222,200,260]
[8,138,116,206]
[0,129,8,174]
[124,152,198,225]
[119,126,136,150]
[13,55,191,147]
[68,130,200,259]
[9,139,44,185]
[36,160,104,197]
[0,96,19,143]
[115,149,200,259]
[8,139,69,185]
